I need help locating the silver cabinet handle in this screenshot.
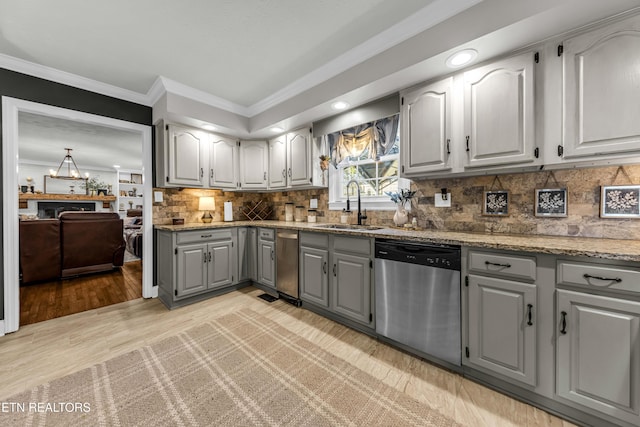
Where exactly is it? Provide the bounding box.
[288,168,292,177]
[333,264,337,277]
[485,261,511,268]
[271,249,274,261]
[322,261,327,274]
[263,171,267,181]
[208,252,212,262]
[203,253,207,264]
[282,169,286,178]
[200,167,204,178]
[210,169,214,179]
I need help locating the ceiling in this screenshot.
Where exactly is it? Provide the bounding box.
[2,0,640,140]
[18,112,142,171]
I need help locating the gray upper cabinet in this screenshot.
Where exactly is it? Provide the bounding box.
[210,135,238,189]
[468,274,537,386]
[556,289,640,426]
[164,124,206,187]
[268,135,287,189]
[463,52,537,169]
[400,77,453,176]
[287,129,312,187]
[240,140,268,189]
[561,14,640,159]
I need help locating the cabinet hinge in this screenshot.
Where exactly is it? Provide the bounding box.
[174,289,178,296]
[465,276,469,287]
[465,347,470,358]
[369,313,373,322]
[534,147,539,158]
[557,44,563,57]
[534,52,539,63]
[174,248,178,255]
[557,145,564,157]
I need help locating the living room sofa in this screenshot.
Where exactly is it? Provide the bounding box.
[19,212,125,284]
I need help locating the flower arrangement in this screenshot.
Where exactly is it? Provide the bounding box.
[385,189,416,207]
[319,155,330,171]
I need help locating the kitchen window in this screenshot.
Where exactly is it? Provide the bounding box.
[327,114,409,211]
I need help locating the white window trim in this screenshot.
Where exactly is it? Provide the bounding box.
[328,154,410,211]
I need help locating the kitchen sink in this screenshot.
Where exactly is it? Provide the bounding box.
[312,224,385,231]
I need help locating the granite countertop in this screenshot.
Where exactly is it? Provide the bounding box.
[154,220,640,262]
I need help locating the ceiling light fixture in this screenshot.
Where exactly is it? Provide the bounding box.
[445,49,478,68]
[271,126,284,133]
[331,101,349,110]
[113,164,120,169]
[49,148,87,179]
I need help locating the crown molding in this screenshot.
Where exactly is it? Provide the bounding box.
[0,53,150,106]
[157,77,251,116]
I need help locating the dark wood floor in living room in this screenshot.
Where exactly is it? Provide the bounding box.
[19,260,142,326]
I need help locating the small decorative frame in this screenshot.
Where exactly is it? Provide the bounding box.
[130,173,143,184]
[600,185,640,218]
[484,190,509,216]
[535,188,567,217]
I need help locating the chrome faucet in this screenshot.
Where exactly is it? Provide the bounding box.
[346,179,367,225]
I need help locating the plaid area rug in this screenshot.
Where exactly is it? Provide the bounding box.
[2,309,461,426]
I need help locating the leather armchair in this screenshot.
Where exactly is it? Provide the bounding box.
[59,212,125,277]
[19,219,61,284]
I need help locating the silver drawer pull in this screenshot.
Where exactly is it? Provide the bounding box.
[583,273,622,283]
[485,261,511,268]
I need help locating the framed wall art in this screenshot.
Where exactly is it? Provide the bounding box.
[535,188,567,217]
[484,190,509,216]
[600,185,640,218]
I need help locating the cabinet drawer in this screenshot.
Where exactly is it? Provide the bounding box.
[333,235,371,256]
[176,229,232,245]
[557,261,640,294]
[258,228,274,241]
[300,231,329,248]
[468,250,536,281]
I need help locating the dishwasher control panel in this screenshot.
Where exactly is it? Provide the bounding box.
[375,239,461,271]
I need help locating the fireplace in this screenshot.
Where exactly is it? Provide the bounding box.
[38,201,96,219]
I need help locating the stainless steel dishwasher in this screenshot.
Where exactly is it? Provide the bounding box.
[375,239,461,369]
[276,229,300,306]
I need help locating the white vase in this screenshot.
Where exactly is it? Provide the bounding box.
[393,204,408,226]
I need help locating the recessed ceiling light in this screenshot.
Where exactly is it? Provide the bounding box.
[202,124,216,131]
[331,101,349,110]
[271,126,284,133]
[113,165,120,169]
[446,49,478,68]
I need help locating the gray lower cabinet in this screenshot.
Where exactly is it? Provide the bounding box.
[556,289,640,426]
[156,227,238,308]
[257,228,275,288]
[299,232,373,328]
[300,245,329,307]
[331,250,371,325]
[467,274,537,386]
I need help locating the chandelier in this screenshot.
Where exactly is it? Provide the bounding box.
[49,148,89,179]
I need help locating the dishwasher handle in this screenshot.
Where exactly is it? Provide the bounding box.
[277,231,298,240]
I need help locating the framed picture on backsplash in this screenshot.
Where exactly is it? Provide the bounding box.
[535,188,567,217]
[483,190,509,216]
[600,185,640,218]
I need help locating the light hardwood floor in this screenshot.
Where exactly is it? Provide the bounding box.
[0,287,575,426]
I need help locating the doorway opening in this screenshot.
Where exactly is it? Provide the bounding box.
[2,97,154,334]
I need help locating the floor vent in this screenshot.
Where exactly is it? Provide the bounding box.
[257,293,278,303]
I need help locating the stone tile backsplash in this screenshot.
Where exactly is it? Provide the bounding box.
[153,164,640,240]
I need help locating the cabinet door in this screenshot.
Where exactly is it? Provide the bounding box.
[239,141,268,189]
[401,77,452,176]
[268,136,287,189]
[300,246,329,307]
[287,129,311,187]
[207,241,233,290]
[463,53,536,168]
[557,290,640,425]
[168,125,205,186]
[176,243,207,298]
[561,15,640,159]
[257,239,275,288]
[331,252,371,325]
[210,136,238,189]
[468,275,537,386]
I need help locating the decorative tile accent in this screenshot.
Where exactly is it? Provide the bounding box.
[152,165,640,240]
